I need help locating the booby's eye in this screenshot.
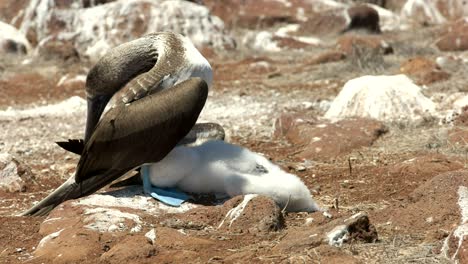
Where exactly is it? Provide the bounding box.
[255,164,268,174]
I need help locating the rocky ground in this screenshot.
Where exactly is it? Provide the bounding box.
[1,0,468,263]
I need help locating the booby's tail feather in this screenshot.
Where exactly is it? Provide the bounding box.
[56,139,84,155]
[19,170,124,216]
[19,176,77,216]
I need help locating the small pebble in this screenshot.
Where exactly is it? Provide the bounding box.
[323,211,333,218]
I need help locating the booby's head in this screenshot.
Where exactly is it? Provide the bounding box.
[83,37,159,142]
[84,65,112,142]
[84,59,129,142]
[84,95,111,143]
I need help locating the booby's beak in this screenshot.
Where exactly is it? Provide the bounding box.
[85,94,111,143]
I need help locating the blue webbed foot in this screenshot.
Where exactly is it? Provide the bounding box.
[141,165,191,207]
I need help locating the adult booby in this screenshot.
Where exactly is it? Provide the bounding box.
[21,78,208,216]
[21,32,216,216]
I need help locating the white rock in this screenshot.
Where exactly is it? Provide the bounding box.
[327,225,348,247]
[438,92,468,124]
[305,217,314,225]
[400,0,468,24]
[19,0,235,60]
[145,228,157,245]
[0,153,25,192]
[453,95,468,110]
[276,24,300,37]
[401,0,444,24]
[459,186,468,224]
[311,0,347,12]
[323,211,333,218]
[324,75,436,121]
[74,185,197,215]
[243,31,281,52]
[0,20,31,54]
[441,186,468,261]
[275,24,323,46]
[436,55,463,72]
[83,207,142,233]
[36,229,64,250]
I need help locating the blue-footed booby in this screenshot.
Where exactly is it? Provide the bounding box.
[21,32,215,216]
[21,78,208,216]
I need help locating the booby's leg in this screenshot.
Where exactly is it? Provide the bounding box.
[141,165,152,194]
[141,164,191,207]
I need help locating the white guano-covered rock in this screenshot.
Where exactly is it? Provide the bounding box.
[243,31,281,52]
[401,0,468,24]
[0,20,31,54]
[401,0,446,24]
[74,186,197,215]
[0,153,28,192]
[19,0,235,60]
[324,75,436,121]
[311,0,347,12]
[441,186,468,262]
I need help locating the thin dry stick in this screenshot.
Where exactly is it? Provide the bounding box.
[392,235,398,247]
[333,197,339,211]
[281,195,291,214]
[313,248,321,264]
[348,156,353,177]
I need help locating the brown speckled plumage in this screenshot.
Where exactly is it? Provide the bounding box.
[21,78,208,216]
[21,32,213,216]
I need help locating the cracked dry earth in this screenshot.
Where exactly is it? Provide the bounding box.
[1,31,468,264]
